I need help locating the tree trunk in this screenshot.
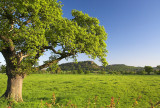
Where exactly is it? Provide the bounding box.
[2,74,24,102]
[1,48,25,101]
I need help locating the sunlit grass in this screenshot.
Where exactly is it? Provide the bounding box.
[0,74,160,108]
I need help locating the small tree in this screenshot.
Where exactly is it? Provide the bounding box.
[144,66,153,75]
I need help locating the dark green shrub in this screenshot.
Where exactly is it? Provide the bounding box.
[78,69,84,74]
[157,70,160,75]
[137,70,146,75]
[154,70,160,75]
[84,70,90,74]
[100,71,106,74]
[72,70,78,74]
[144,66,153,75]
[130,71,135,75]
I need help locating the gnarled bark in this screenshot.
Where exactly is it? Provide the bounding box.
[1,74,24,102]
[1,48,25,102]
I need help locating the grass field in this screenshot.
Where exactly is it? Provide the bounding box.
[0,74,160,108]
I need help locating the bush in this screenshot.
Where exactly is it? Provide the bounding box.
[72,70,78,74]
[157,70,160,75]
[100,71,106,74]
[154,70,160,75]
[84,70,90,74]
[130,71,135,75]
[78,69,84,74]
[137,70,146,75]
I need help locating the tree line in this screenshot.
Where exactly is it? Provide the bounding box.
[58,61,160,75]
[1,61,158,75]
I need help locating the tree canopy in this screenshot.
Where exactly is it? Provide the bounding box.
[0,0,108,74]
[0,0,108,101]
[144,66,153,75]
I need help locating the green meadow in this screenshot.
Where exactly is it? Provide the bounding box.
[0,74,160,108]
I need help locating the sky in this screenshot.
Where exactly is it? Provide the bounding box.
[0,0,160,67]
[57,0,160,67]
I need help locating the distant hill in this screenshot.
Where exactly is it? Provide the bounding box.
[59,61,100,71]
[59,61,144,72]
[104,64,143,72]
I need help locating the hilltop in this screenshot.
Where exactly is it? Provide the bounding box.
[59,61,144,73]
[59,61,100,71]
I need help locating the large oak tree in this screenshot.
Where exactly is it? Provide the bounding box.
[0,0,108,101]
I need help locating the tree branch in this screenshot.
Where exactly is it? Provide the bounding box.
[2,7,15,33]
[17,52,29,64]
[8,21,14,32]
[43,46,62,55]
[23,19,31,25]
[32,46,78,70]
[0,35,9,42]
[0,35,15,51]
[43,46,77,56]
[36,52,74,70]
[36,56,63,70]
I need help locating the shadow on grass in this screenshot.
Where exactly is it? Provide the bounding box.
[37,97,50,101]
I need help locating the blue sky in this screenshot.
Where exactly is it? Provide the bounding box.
[57,0,160,66]
[57,0,160,67]
[0,0,160,67]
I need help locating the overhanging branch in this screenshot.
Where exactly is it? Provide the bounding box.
[36,52,73,70]
[43,46,62,55]
[36,56,63,70]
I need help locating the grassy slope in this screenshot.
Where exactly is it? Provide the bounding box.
[0,74,160,108]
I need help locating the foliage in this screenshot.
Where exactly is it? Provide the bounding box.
[0,0,62,72]
[77,69,84,74]
[59,61,100,71]
[105,64,143,73]
[108,71,121,75]
[155,65,160,75]
[59,61,147,75]
[0,0,108,101]
[144,66,153,75]
[27,61,160,75]
[84,70,90,74]
[99,70,106,74]
[154,70,160,75]
[156,65,160,70]
[0,65,6,73]
[46,63,61,74]
[0,0,108,75]
[0,74,160,107]
[136,70,146,75]
[72,70,78,74]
